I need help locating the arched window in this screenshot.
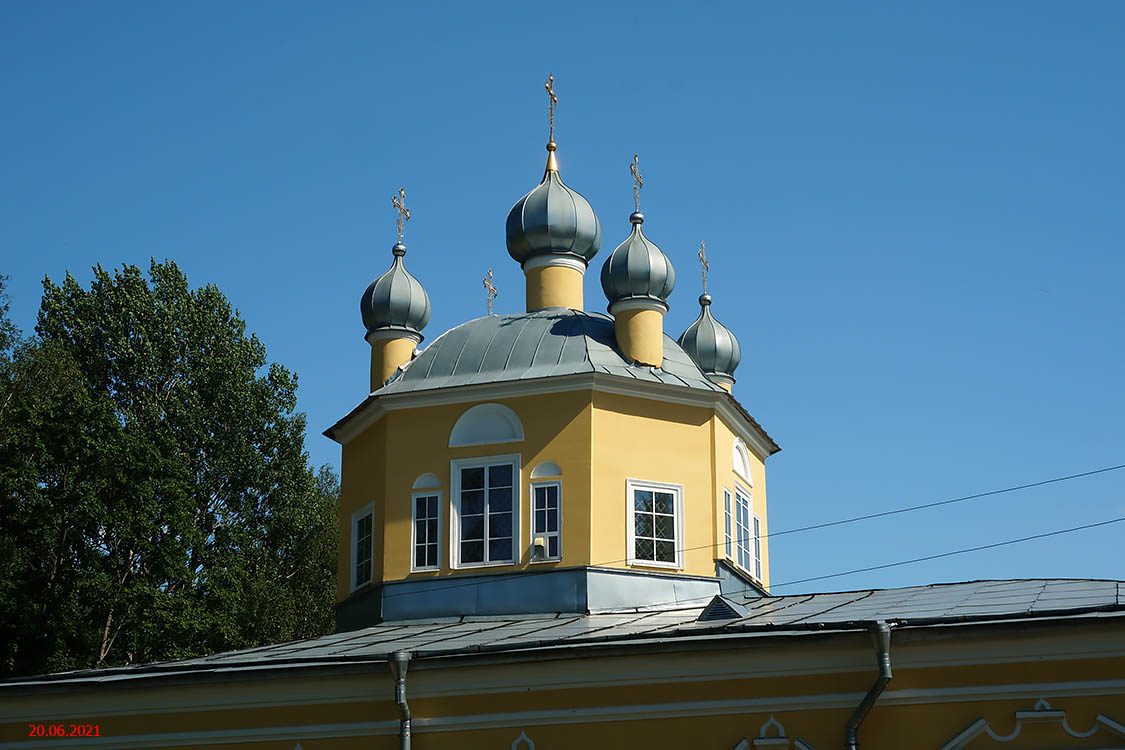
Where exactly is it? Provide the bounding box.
[411,474,442,572]
[529,462,562,561]
[733,437,753,486]
[448,403,524,447]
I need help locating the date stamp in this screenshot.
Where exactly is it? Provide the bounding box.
[27,724,100,738]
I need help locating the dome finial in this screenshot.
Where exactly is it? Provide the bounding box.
[698,240,709,295]
[392,187,411,244]
[544,74,559,173]
[629,153,643,214]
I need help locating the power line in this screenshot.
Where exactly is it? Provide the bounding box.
[770,516,1125,589]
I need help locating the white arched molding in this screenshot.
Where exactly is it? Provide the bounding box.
[412,472,441,489]
[530,461,562,478]
[448,403,524,448]
[733,438,753,486]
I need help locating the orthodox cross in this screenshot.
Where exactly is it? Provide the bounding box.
[629,153,643,213]
[483,268,498,315]
[698,241,709,294]
[545,74,558,143]
[392,187,410,243]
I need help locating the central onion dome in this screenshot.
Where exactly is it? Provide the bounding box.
[506,142,602,268]
[360,242,432,341]
[678,293,741,387]
[600,212,676,310]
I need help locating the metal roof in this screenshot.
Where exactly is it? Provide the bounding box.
[378,308,723,395]
[6,579,1122,689]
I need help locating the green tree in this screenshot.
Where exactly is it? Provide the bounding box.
[0,261,337,677]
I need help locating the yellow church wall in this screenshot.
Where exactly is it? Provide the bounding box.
[336,417,388,601]
[589,390,717,577]
[712,414,771,589]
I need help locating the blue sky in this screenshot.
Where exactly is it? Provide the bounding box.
[3,1,1123,592]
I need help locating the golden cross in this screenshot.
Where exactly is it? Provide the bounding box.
[698,241,709,295]
[545,74,558,143]
[392,187,411,243]
[483,268,498,316]
[629,153,643,213]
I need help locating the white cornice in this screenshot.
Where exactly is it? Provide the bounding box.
[522,254,588,274]
[327,372,777,458]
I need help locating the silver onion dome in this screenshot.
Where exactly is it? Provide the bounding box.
[677,293,741,386]
[506,143,602,267]
[600,212,676,309]
[360,242,432,340]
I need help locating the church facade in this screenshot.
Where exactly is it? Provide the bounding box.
[2,84,1124,750]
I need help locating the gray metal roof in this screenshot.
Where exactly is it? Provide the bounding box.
[7,579,1122,689]
[377,308,724,396]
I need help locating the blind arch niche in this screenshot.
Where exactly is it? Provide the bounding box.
[448,403,525,447]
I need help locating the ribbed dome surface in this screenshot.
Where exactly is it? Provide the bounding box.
[506,169,602,266]
[677,294,741,384]
[600,214,676,308]
[360,243,432,337]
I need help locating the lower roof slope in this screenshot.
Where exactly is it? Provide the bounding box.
[6,579,1122,690]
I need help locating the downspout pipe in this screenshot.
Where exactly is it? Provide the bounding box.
[389,650,411,750]
[845,621,892,750]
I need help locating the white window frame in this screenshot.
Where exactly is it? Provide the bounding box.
[626,478,685,570]
[450,453,521,569]
[350,502,374,592]
[410,490,442,572]
[530,479,562,562]
[723,488,733,558]
[752,512,762,580]
[729,482,761,580]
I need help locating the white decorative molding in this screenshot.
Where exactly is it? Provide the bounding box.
[530,460,562,478]
[512,731,535,749]
[522,254,587,274]
[732,438,753,485]
[412,472,441,489]
[731,715,815,750]
[941,698,1125,749]
[448,403,524,447]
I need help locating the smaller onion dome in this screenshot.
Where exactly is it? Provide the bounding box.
[360,242,431,340]
[600,212,676,310]
[506,142,603,268]
[677,293,741,386]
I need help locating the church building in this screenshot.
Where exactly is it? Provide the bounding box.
[2,81,1123,750]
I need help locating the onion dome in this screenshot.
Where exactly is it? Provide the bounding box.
[506,142,603,268]
[360,242,431,341]
[600,212,676,310]
[677,293,741,386]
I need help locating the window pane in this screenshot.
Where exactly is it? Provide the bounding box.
[488,464,513,487]
[535,509,546,533]
[654,515,673,541]
[428,496,438,516]
[489,511,512,538]
[427,519,438,541]
[426,544,438,567]
[656,541,675,563]
[634,489,653,511]
[635,538,655,561]
[546,485,558,504]
[461,515,484,540]
[488,486,512,512]
[547,508,558,532]
[488,538,512,562]
[548,537,558,558]
[462,467,485,490]
[533,486,546,510]
[462,489,484,515]
[415,497,426,518]
[654,492,674,515]
[415,547,426,568]
[461,540,483,563]
[635,513,653,538]
[415,519,426,542]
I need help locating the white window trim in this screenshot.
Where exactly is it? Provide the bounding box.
[350,502,375,593]
[626,478,685,570]
[729,481,761,581]
[752,511,763,581]
[733,437,753,487]
[450,453,521,569]
[410,490,442,572]
[530,479,562,563]
[723,488,733,559]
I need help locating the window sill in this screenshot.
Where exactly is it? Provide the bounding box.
[627,560,683,571]
[453,560,517,570]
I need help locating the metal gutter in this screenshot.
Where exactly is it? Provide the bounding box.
[389,650,411,750]
[844,621,892,750]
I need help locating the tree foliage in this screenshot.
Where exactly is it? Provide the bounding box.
[0,261,337,677]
